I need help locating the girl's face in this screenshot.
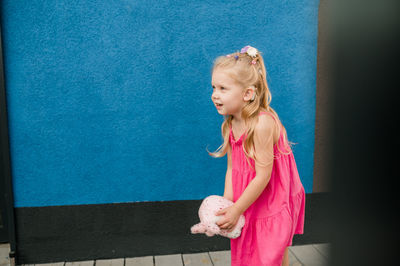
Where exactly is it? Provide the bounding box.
[211,69,247,118]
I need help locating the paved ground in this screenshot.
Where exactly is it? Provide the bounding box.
[1,243,330,266]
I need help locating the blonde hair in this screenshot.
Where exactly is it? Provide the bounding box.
[207,48,295,169]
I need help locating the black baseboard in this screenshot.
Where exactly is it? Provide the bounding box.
[15,192,330,264]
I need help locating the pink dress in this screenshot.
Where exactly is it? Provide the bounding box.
[229,111,305,266]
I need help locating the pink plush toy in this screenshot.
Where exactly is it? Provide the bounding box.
[191,195,246,239]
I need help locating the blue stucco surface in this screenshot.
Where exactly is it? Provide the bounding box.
[1,0,318,207]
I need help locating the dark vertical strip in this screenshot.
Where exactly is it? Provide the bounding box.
[0,15,18,260]
[313,0,332,193]
[329,1,399,265]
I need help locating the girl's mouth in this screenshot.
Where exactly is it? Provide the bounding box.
[216,103,223,109]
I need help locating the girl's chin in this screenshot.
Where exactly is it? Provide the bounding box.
[217,109,226,115]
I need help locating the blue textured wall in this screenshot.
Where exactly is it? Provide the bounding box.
[1,0,319,207]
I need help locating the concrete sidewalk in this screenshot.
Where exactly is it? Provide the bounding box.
[1,243,330,266]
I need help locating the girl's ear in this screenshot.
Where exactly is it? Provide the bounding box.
[243,86,256,102]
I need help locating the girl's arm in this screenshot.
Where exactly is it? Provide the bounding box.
[223,145,233,201]
[216,115,275,231]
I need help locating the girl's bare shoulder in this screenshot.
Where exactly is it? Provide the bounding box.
[256,112,276,132]
[256,112,279,143]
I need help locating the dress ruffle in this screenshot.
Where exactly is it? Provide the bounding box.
[231,206,293,266]
[288,190,305,245]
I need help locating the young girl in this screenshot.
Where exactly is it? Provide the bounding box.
[209,45,305,266]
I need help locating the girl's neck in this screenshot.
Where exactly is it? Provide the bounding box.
[231,108,268,128]
[232,115,247,129]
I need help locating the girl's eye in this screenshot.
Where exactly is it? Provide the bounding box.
[211,86,226,91]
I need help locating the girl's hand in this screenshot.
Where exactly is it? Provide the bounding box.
[215,205,242,232]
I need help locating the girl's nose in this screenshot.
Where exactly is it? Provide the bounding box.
[212,92,218,101]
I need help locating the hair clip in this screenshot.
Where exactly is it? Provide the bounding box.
[251,60,257,65]
[240,45,258,58]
